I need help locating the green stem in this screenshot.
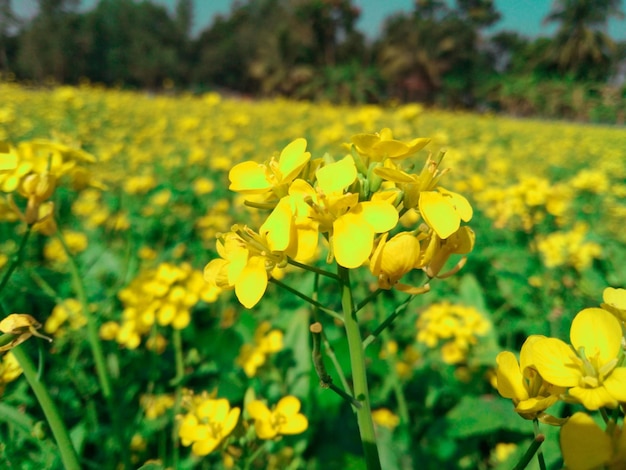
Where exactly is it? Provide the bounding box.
[287,258,340,281]
[338,266,381,470]
[513,432,545,470]
[13,345,81,470]
[244,441,269,470]
[270,278,343,322]
[354,288,384,314]
[170,328,185,468]
[0,226,32,299]
[533,419,547,470]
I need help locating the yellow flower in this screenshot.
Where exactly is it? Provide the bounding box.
[351,128,430,162]
[530,308,626,410]
[247,396,308,439]
[204,228,284,308]
[371,408,400,430]
[496,335,565,420]
[560,412,626,470]
[236,322,283,377]
[179,398,240,456]
[228,138,310,199]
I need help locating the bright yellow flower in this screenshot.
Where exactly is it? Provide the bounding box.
[228,138,310,199]
[419,188,473,239]
[247,396,308,439]
[530,308,626,410]
[560,412,626,470]
[496,335,565,420]
[351,128,430,162]
[371,408,400,430]
[179,398,240,456]
[204,227,285,308]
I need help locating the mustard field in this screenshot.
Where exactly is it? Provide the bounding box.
[1,82,625,470]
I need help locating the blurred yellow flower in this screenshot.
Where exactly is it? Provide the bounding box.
[371,408,400,430]
[179,397,240,456]
[247,396,308,439]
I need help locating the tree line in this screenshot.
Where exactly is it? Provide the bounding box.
[1,0,625,120]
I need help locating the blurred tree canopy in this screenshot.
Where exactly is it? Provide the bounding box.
[0,0,624,118]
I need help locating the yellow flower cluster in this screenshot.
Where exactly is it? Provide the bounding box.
[416,302,491,364]
[236,321,284,377]
[534,222,602,271]
[100,262,220,349]
[44,298,87,337]
[140,393,175,420]
[178,391,307,458]
[496,287,626,468]
[43,230,89,263]
[205,129,475,308]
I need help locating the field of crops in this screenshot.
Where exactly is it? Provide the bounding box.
[0,82,625,470]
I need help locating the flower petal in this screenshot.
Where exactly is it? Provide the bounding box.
[260,198,293,252]
[316,155,357,195]
[560,412,612,470]
[229,161,270,193]
[603,367,626,402]
[276,396,302,416]
[419,191,460,239]
[280,414,308,435]
[360,201,399,233]
[278,138,310,183]
[333,210,374,268]
[235,256,268,308]
[570,308,621,366]
[496,351,528,401]
[569,385,617,410]
[530,337,582,387]
[247,400,271,421]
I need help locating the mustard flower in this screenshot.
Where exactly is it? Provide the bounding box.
[0,352,22,396]
[371,408,400,430]
[496,335,565,420]
[530,308,626,410]
[204,227,286,308]
[351,128,430,162]
[236,321,283,377]
[418,188,473,239]
[247,396,308,439]
[560,412,626,470]
[228,138,310,199]
[179,398,240,456]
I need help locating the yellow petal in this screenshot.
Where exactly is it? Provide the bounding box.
[603,287,626,309]
[530,337,582,387]
[227,247,248,286]
[235,256,268,309]
[278,138,310,183]
[602,367,626,402]
[333,210,374,268]
[316,155,356,195]
[280,414,308,435]
[419,191,460,239]
[275,396,302,416]
[495,352,528,401]
[561,412,612,470]
[519,335,546,372]
[191,437,221,456]
[569,385,617,410]
[260,198,293,252]
[570,308,621,366]
[223,407,241,436]
[439,187,473,222]
[247,400,272,421]
[360,201,399,233]
[229,161,270,193]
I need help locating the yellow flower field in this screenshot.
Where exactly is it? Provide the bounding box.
[0,82,625,469]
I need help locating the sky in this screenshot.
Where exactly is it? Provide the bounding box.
[14,0,626,40]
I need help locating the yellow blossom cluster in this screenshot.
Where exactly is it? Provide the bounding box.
[43,230,89,264]
[236,321,284,377]
[205,130,475,308]
[534,222,602,271]
[496,287,626,469]
[416,302,491,364]
[100,262,220,349]
[44,298,87,337]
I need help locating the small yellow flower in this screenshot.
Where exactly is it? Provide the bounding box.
[530,308,626,410]
[247,396,308,439]
[496,335,565,420]
[179,398,240,456]
[602,287,626,322]
[351,128,430,162]
[371,408,400,430]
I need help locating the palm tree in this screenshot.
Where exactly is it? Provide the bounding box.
[543,0,624,80]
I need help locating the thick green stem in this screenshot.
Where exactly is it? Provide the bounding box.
[338,266,381,470]
[13,345,81,470]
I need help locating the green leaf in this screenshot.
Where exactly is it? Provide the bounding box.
[458,273,487,313]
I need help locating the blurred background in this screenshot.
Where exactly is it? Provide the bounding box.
[1,0,625,122]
